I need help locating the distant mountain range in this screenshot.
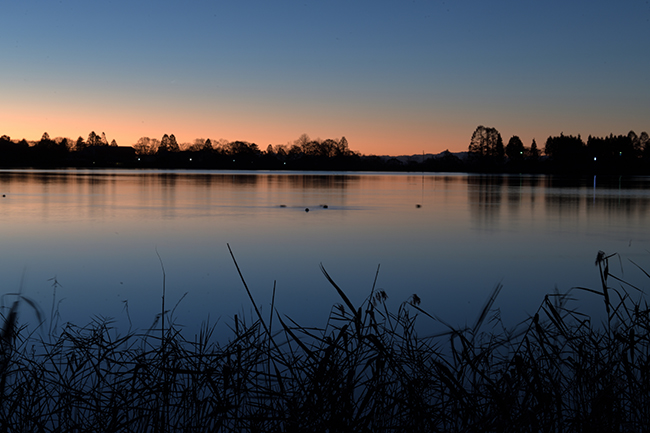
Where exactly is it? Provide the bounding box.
[370,150,469,163]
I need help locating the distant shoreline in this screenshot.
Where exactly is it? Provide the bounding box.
[3,132,649,174]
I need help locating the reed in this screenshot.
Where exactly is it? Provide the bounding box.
[0,250,648,432]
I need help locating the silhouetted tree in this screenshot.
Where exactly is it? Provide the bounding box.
[110,139,118,147]
[134,137,158,155]
[294,133,310,149]
[301,139,322,157]
[159,134,171,152]
[337,136,351,156]
[213,138,228,153]
[33,131,68,164]
[320,139,338,158]
[88,132,97,146]
[100,132,109,146]
[228,141,259,156]
[545,133,584,159]
[0,135,30,166]
[640,132,650,160]
[59,138,70,150]
[203,138,213,151]
[469,126,503,161]
[169,134,179,152]
[628,130,640,154]
[275,145,288,158]
[545,133,586,171]
[75,136,87,151]
[150,138,161,154]
[158,134,180,153]
[587,133,636,172]
[495,135,504,160]
[53,137,74,151]
[288,144,302,157]
[134,137,148,155]
[36,132,55,149]
[505,136,525,161]
[187,139,204,152]
[529,139,539,160]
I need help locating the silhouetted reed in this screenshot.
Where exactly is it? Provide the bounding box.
[0,250,648,432]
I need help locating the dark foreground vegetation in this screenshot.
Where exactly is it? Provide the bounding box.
[2,126,650,173]
[1,250,649,432]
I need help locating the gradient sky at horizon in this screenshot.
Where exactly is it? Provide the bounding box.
[2,0,649,156]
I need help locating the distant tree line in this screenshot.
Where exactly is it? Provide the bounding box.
[466,125,650,174]
[0,131,365,170]
[0,131,127,168]
[2,126,649,173]
[130,133,362,170]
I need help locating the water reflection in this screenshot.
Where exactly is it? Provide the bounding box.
[464,174,650,230]
[544,176,650,221]
[0,169,649,336]
[467,175,504,230]
[1,169,648,225]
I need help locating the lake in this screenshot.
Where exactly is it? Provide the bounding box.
[1,169,649,338]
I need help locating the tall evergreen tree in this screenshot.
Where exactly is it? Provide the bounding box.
[168,134,180,152]
[87,131,101,147]
[159,134,171,152]
[529,139,539,159]
[75,136,87,151]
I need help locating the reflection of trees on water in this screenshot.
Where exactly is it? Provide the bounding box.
[468,175,543,229]
[0,170,124,220]
[598,192,650,218]
[138,172,359,211]
[282,174,356,191]
[506,176,523,215]
[156,173,179,219]
[468,174,650,230]
[283,174,355,208]
[139,172,357,192]
[467,175,504,229]
[544,176,650,220]
[3,171,648,227]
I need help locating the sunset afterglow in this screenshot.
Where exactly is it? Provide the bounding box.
[2,1,649,156]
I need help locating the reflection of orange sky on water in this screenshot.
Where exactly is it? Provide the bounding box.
[4,170,650,226]
[0,171,467,225]
[2,170,649,333]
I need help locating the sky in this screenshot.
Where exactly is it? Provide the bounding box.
[1,0,649,156]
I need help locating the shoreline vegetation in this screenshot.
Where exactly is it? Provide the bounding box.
[2,127,650,174]
[1,250,649,431]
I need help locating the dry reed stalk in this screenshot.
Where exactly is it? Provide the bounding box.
[0,249,648,431]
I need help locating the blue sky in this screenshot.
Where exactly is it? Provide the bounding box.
[2,0,649,155]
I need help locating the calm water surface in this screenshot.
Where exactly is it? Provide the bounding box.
[1,169,648,336]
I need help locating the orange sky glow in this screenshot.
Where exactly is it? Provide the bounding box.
[1,1,648,157]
